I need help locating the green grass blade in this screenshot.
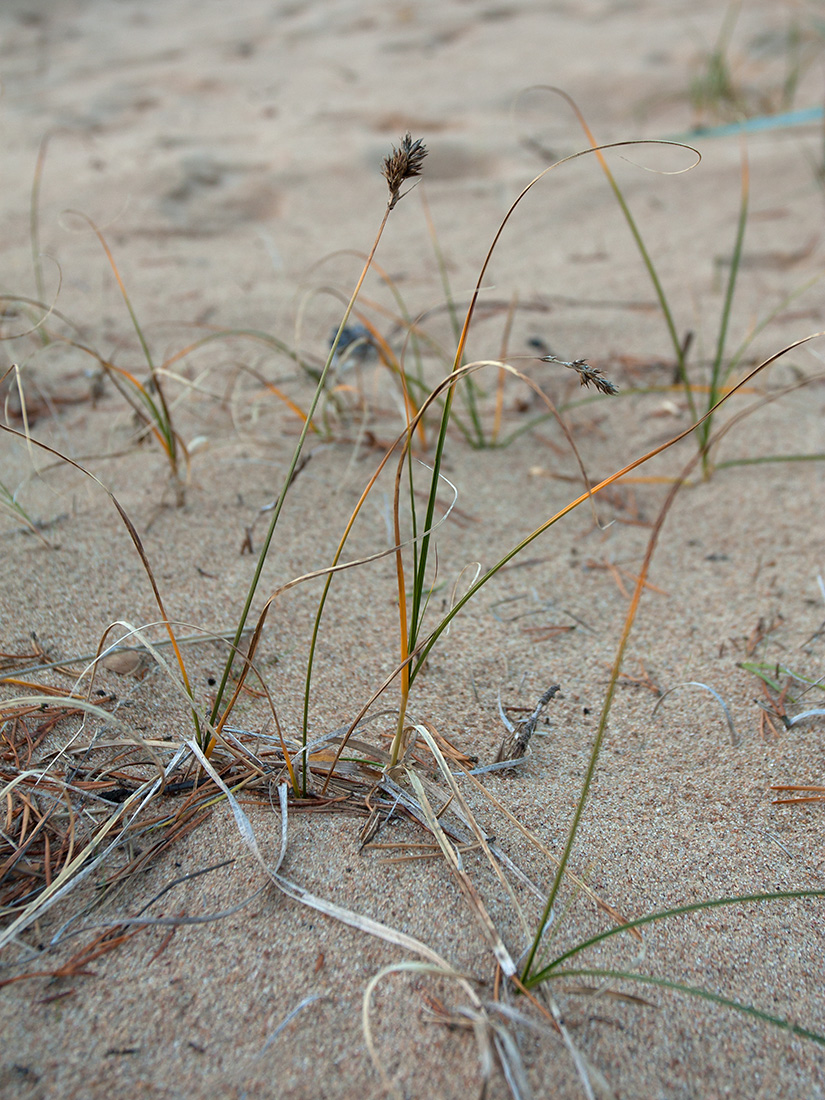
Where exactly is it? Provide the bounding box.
[714,452,825,470]
[690,0,744,122]
[0,478,50,546]
[738,660,825,698]
[406,137,699,686]
[549,88,698,421]
[519,471,682,982]
[548,966,825,1046]
[210,192,402,748]
[528,888,825,984]
[420,190,486,446]
[209,298,376,737]
[699,153,749,473]
[29,134,52,345]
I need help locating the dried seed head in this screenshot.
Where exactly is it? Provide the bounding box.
[382,133,428,209]
[540,354,618,395]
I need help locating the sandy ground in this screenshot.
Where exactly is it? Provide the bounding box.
[1,1,825,1097]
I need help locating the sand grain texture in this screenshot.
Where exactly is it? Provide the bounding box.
[1,2,824,1098]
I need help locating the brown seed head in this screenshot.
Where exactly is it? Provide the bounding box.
[382,133,428,209]
[540,354,618,395]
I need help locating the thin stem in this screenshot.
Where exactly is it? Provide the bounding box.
[30,134,51,343]
[699,150,749,475]
[213,202,395,754]
[520,467,680,981]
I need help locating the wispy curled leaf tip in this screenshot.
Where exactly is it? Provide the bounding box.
[383,133,428,209]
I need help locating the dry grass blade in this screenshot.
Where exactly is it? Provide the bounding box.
[259,993,325,1056]
[406,767,517,977]
[186,741,463,972]
[652,681,739,745]
[486,998,610,1100]
[362,961,481,1100]
[0,744,188,951]
[0,925,145,990]
[454,763,642,939]
[88,884,267,936]
[410,722,535,948]
[0,424,197,720]
[1,625,255,683]
[496,685,560,762]
[782,709,825,729]
[770,784,825,805]
[375,771,545,907]
[490,1022,534,1100]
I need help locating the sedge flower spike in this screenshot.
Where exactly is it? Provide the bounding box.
[382,133,428,210]
[541,353,619,395]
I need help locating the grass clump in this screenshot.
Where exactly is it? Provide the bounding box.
[2,118,824,1097]
[690,0,747,125]
[689,0,825,127]
[538,86,825,479]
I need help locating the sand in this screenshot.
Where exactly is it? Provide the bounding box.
[1,1,824,1097]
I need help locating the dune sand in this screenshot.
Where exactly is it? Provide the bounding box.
[1,2,824,1097]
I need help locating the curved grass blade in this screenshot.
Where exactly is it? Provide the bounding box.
[548,966,825,1047]
[533,86,700,421]
[0,423,200,739]
[527,888,825,984]
[652,681,738,745]
[519,333,825,984]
